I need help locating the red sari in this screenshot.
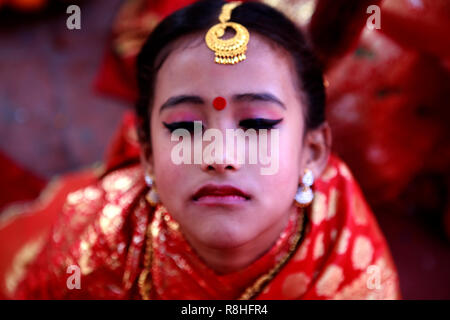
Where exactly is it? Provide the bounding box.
[0,113,401,300]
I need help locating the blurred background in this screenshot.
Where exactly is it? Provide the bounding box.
[0,0,449,299]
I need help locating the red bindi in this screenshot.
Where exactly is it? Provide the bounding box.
[212,96,227,110]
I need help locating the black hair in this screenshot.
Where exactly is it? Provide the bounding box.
[135,0,325,155]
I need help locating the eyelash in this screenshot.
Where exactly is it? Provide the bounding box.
[163,118,283,133]
[163,121,204,133]
[239,118,283,130]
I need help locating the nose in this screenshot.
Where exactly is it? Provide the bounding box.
[201,151,241,173]
[200,115,242,174]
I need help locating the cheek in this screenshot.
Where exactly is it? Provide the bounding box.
[258,156,299,204]
[257,125,303,202]
[150,115,180,173]
[153,149,179,194]
[278,128,302,171]
[150,128,188,199]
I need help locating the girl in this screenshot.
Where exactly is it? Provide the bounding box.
[6,0,400,299]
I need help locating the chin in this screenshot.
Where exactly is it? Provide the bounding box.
[195,220,256,250]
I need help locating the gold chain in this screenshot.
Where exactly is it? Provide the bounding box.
[138,208,306,300]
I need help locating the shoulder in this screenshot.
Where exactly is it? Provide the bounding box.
[311,154,380,231]
[13,164,147,299]
[51,164,146,269]
[295,155,401,299]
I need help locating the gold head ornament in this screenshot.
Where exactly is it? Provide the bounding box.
[205,1,249,65]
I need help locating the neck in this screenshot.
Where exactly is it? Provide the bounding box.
[182,206,297,274]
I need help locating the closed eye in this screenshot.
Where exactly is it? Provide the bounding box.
[163,121,204,133]
[239,118,283,130]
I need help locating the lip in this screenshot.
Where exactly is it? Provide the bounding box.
[192,184,251,206]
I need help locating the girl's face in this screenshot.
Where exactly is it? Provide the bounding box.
[146,33,329,250]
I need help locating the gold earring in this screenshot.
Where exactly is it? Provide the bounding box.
[144,174,159,207]
[295,169,314,208]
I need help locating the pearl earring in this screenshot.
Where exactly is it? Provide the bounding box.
[144,174,159,207]
[295,169,314,208]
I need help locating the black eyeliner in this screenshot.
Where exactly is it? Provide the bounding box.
[239,118,283,129]
[162,121,203,132]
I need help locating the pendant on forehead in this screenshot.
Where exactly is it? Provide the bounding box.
[205,1,249,65]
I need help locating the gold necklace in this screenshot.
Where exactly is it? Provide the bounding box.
[138,208,306,300]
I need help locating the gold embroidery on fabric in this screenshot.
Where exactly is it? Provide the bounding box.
[339,162,353,180]
[102,174,133,194]
[320,165,337,182]
[315,264,344,297]
[351,236,374,270]
[352,194,368,225]
[138,206,164,299]
[327,188,339,219]
[123,244,139,291]
[163,213,180,231]
[0,179,62,230]
[1,161,106,231]
[336,228,351,255]
[281,272,310,298]
[293,237,310,261]
[113,0,160,57]
[78,226,99,275]
[99,204,123,237]
[311,191,326,225]
[67,190,84,205]
[262,0,316,26]
[313,232,325,259]
[333,256,399,300]
[4,233,47,297]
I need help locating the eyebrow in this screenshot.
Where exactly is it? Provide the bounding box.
[158,92,286,113]
[159,95,204,113]
[232,93,286,110]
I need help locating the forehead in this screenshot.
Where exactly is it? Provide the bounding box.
[154,32,298,99]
